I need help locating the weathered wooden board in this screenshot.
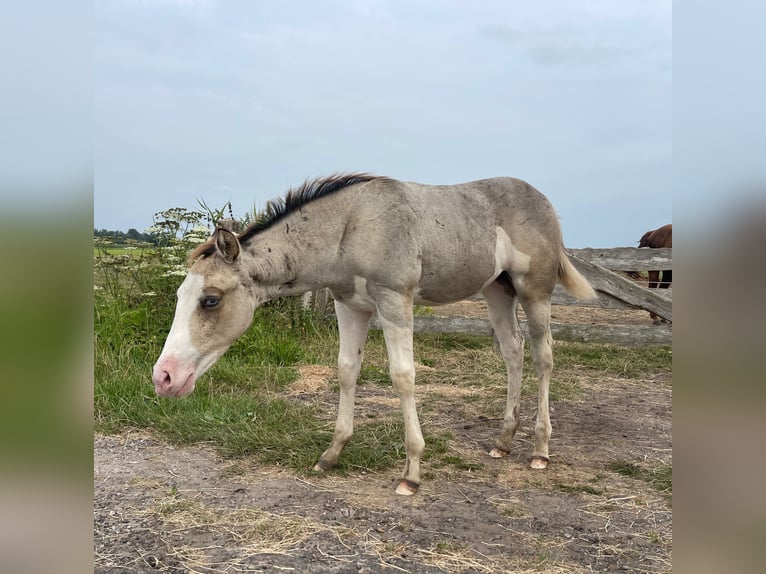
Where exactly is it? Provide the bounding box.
[367,315,672,346]
[567,254,672,322]
[570,247,672,271]
[468,285,672,310]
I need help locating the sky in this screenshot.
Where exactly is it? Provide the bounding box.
[94,0,672,248]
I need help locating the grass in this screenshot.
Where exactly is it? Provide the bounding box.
[96,310,670,478]
[93,246,151,257]
[608,460,672,498]
[96,301,671,474]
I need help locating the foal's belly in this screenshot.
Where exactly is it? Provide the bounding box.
[414,261,496,305]
[413,225,527,305]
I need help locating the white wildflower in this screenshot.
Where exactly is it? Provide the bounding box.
[184,225,212,244]
[164,267,187,277]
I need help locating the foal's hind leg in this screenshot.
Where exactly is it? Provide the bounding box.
[314,301,371,472]
[519,296,555,469]
[482,279,524,459]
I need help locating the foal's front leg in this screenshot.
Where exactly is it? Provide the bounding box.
[314,301,371,471]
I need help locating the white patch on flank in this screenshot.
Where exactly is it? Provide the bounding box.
[159,272,204,363]
[345,276,376,310]
[481,227,532,291]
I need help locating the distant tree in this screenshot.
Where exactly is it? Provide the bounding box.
[94,228,160,245]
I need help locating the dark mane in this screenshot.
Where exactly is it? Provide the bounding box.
[186,173,383,265]
[237,172,382,245]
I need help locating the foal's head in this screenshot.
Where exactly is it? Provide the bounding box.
[152,229,255,397]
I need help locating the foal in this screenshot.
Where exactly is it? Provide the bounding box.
[153,174,596,495]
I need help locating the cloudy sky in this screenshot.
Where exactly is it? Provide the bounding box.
[95,0,672,248]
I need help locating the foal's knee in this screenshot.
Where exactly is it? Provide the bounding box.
[337,358,360,385]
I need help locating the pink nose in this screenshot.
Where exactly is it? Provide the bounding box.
[152,357,196,397]
[152,363,174,395]
[153,368,172,392]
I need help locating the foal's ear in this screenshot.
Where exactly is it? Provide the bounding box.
[214,228,240,263]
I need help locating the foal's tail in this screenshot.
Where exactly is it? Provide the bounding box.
[558,250,597,300]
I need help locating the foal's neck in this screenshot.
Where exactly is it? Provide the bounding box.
[241,223,330,298]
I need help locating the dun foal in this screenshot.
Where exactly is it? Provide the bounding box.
[153,174,596,495]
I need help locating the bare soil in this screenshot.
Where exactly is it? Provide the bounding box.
[95,304,671,573]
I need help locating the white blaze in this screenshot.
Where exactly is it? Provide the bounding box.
[159,272,204,364]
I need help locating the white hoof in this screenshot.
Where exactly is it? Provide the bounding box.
[489,448,509,459]
[395,479,419,496]
[530,456,549,470]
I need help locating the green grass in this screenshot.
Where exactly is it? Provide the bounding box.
[608,460,672,498]
[554,343,672,378]
[94,290,464,473]
[93,246,150,257]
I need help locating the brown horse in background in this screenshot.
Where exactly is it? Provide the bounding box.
[633,224,672,323]
[639,224,672,288]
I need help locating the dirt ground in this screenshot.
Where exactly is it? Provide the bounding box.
[95,304,671,573]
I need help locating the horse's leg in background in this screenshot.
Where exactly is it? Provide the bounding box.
[375,290,424,495]
[519,295,555,469]
[644,270,661,321]
[647,270,660,289]
[483,278,525,459]
[654,269,672,324]
[314,300,371,471]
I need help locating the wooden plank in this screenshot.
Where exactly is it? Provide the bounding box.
[368,316,671,346]
[545,321,671,346]
[570,247,672,271]
[467,285,672,309]
[551,285,671,308]
[567,254,672,321]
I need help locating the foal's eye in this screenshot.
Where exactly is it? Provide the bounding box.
[200,296,220,309]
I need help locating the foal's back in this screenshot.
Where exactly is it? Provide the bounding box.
[338,177,564,303]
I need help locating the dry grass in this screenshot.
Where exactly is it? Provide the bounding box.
[286,364,335,395]
[141,496,342,572]
[152,502,328,551]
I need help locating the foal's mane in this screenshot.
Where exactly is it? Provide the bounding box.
[188,172,381,265]
[238,172,381,244]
